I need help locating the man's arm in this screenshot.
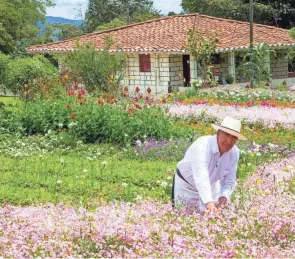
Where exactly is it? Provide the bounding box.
[189,142,214,206]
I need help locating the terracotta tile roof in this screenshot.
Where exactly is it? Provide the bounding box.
[27,13,295,54]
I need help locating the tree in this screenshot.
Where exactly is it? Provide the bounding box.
[52,24,86,41]
[0,0,53,54]
[85,0,160,33]
[181,0,278,27]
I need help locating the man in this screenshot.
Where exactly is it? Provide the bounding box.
[172,116,247,212]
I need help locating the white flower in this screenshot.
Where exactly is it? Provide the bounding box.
[240,150,247,155]
[122,183,128,187]
[135,140,142,146]
[60,157,65,164]
[256,152,262,157]
[247,163,252,166]
[101,161,107,166]
[167,176,172,180]
[136,195,142,201]
[58,123,63,128]
[87,157,93,161]
[124,134,128,137]
[56,180,62,184]
[123,148,127,152]
[160,181,168,188]
[82,169,88,173]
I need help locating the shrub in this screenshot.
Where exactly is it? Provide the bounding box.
[4,55,58,97]
[64,38,126,92]
[0,53,11,91]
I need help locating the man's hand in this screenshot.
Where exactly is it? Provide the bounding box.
[205,202,217,212]
[216,196,227,209]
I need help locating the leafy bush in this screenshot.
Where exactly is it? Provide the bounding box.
[4,55,58,96]
[64,38,126,92]
[0,96,193,144]
[0,54,10,85]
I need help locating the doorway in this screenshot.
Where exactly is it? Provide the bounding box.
[182,55,190,86]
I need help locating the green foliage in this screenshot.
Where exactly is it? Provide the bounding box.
[243,43,274,87]
[96,18,126,31]
[64,39,126,92]
[226,74,234,84]
[4,55,59,96]
[0,0,53,54]
[52,24,86,41]
[85,0,160,32]
[186,29,219,85]
[0,96,193,144]
[288,27,295,39]
[181,0,282,28]
[0,53,10,86]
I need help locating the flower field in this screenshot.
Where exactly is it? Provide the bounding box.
[0,86,295,257]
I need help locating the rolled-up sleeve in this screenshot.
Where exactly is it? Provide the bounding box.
[219,149,240,201]
[189,144,213,204]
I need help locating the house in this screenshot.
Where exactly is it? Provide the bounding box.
[27,13,295,94]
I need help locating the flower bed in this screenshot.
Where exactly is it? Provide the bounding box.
[1,156,295,258]
[168,104,295,129]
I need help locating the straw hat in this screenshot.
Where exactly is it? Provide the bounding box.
[212,116,247,140]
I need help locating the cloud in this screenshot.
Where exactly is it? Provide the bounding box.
[46,0,182,19]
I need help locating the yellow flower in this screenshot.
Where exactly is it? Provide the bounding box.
[256,178,262,185]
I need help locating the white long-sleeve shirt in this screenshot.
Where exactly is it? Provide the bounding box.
[175,135,240,205]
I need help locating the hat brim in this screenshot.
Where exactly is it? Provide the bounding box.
[212,124,247,141]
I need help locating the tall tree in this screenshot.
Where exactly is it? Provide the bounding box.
[181,0,283,27]
[0,0,53,54]
[85,0,160,32]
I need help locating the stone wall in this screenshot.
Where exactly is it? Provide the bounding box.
[212,53,229,80]
[270,51,288,79]
[168,55,183,91]
[123,54,184,94]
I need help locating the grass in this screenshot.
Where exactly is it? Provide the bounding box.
[0,150,175,206]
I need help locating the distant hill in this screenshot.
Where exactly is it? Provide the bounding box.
[45,16,83,26]
[38,16,84,41]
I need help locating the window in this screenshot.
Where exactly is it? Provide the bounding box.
[211,53,221,64]
[139,54,151,72]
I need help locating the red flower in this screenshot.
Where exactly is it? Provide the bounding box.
[145,96,150,101]
[134,103,142,109]
[98,100,104,105]
[68,90,75,96]
[162,98,167,104]
[135,86,140,93]
[74,83,79,90]
[124,86,128,92]
[147,87,152,94]
[123,92,128,97]
[111,95,115,99]
[77,92,83,99]
[66,104,70,109]
[245,84,250,89]
[71,114,76,120]
[134,97,139,102]
[79,101,83,105]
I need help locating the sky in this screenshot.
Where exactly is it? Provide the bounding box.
[46,0,183,20]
